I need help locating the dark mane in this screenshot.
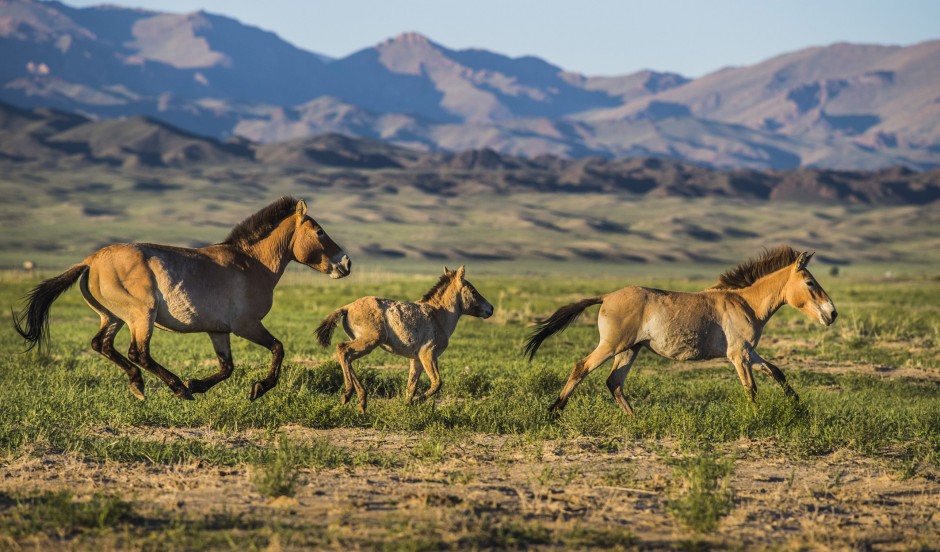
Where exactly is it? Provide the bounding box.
[711,246,801,290]
[222,196,299,249]
[420,272,455,303]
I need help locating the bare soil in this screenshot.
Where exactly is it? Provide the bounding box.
[2,427,939,550]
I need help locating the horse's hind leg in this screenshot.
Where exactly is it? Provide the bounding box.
[235,323,283,401]
[336,337,378,412]
[90,315,145,401]
[550,341,615,413]
[127,316,194,401]
[606,345,641,416]
[185,333,234,394]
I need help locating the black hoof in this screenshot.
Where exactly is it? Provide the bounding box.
[184,379,207,394]
[249,381,267,401]
[177,387,195,401]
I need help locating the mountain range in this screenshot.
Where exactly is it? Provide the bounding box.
[1,0,939,170]
[3,99,936,205]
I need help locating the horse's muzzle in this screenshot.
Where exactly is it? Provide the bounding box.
[329,254,351,279]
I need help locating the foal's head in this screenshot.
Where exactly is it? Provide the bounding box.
[783,252,837,326]
[290,200,351,279]
[432,266,494,318]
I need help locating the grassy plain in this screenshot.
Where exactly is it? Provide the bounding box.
[1,267,938,549]
[1,161,939,548]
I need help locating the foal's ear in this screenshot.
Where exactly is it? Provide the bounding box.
[443,265,452,275]
[796,251,815,270]
[455,265,466,280]
[296,199,308,217]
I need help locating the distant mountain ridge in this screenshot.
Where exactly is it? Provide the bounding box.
[3,99,936,205]
[1,0,939,170]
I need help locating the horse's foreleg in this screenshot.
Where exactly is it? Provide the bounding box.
[550,342,614,413]
[404,359,422,403]
[416,351,441,402]
[127,317,194,401]
[236,324,283,401]
[751,351,799,401]
[91,316,145,401]
[606,345,641,417]
[185,333,234,394]
[729,348,757,402]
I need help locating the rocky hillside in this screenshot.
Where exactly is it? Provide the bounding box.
[2,0,938,170]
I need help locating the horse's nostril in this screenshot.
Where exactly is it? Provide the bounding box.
[831,310,838,321]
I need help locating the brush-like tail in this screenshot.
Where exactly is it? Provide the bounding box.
[315,308,347,347]
[523,296,604,361]
[12,264,89,351]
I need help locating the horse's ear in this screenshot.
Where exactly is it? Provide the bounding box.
[455,265,466,280]
[296,199,308,217]
[443,265,452,275]
[796,251,814,270]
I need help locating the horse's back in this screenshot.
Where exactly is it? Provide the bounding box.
[601,286,727,360]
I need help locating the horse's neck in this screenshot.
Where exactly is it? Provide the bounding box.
[423,292,462,336]
[736,267,790,323]
[241,222,294,281]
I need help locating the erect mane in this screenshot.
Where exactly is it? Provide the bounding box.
[710,245,801,290]
[222,196,299,249]
[419,272,457,303]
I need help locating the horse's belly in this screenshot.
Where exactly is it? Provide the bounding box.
[646,326,725,361]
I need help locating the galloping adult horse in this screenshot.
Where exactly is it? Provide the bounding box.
[13,196,351,402]
[315,266,494,412]
[524,246,836,416]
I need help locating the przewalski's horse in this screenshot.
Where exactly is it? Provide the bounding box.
[315,265,494,412]
[524,246,836,416]
[13,196,351,402]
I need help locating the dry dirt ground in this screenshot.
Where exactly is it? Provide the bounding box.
[3,433,939,550]
[2,364,939,550]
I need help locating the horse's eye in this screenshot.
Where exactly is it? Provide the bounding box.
[806,281,816,288]
[316,228,325,238]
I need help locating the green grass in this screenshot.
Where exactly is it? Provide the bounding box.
[1,271,939,467]
[666,452,736,533]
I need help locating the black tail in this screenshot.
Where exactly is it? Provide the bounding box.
[315,308,346,347]
[523,296,604,361]
[12,264,89,351]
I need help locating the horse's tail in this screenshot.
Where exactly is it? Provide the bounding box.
[12,263,89,351]
[523,296,604,361]
[315,308,347,348]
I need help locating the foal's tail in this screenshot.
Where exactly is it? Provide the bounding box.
[523,296,604,361]
[12,263,89,351]
[315,308,347,348]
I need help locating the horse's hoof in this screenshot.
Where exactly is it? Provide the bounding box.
[129,382,145,401]
[177,388,195,401]
[249,382,266,401]
[340,394,350,405]
[184,379,206,394]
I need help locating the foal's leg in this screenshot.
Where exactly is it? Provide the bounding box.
[605,345,641,416]
[90,315,145,401]
[550,340,615,412]
[404,359,422,403]
[126,315,194,401]
[728,347,757,402]
[235,323,283,401]
[185,333,234,394]
[336,337,379,412]
[750,350,799,401]
[416,349,442,402]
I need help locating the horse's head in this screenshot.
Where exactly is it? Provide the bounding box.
[784,252,837,326]
[290,200,351,279]
[448,265,494,319]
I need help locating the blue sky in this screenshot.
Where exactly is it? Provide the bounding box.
[64,0,940,77]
